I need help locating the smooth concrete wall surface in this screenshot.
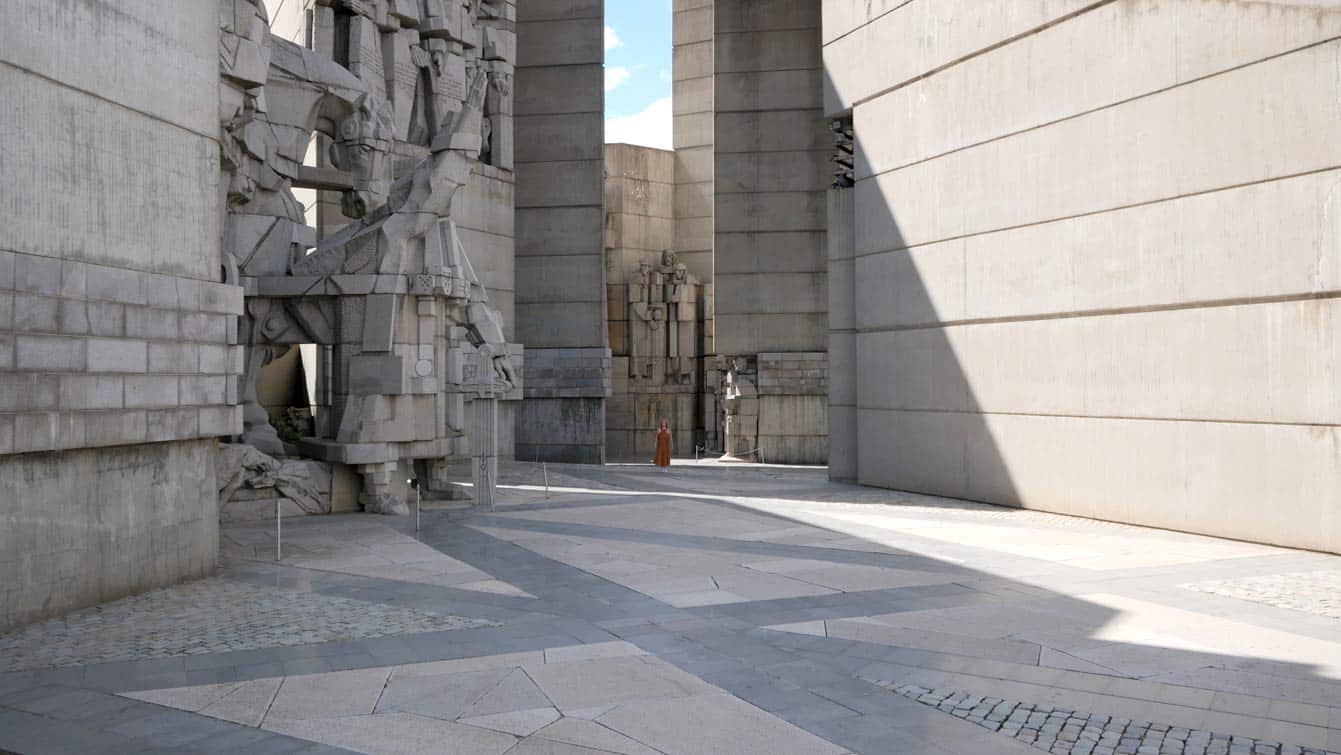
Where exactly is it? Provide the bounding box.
[830,0,1341,553]
[674,0,716,283]
[713,0,828,358]
[515,0,609,463]
[0,1,232,628]
[0,441,219,630]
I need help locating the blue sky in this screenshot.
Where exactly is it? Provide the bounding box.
[604,0,673,150]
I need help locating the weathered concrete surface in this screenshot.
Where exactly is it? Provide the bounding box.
[830,0,1341,553]
[0,440,218,631]
[0,1,234,629]
[709,0,828,465]
[513,0,609,464]
[674,0,716,283]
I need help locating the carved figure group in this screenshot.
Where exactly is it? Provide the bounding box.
[218,0,518,515]
[628,250,699,384]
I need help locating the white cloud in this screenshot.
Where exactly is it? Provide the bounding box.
[604,25,622,51]
[606,96,673,151]
[605,66,632,92]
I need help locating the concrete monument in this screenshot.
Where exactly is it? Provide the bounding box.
[223,0,518,515]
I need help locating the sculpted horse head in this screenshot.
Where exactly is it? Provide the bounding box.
[329,94,394,218]
[265,37,394,219]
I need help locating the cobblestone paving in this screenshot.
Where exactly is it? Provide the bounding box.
[0,578,493,672]
[1182,571,1341,620]
[886,684,1339,755]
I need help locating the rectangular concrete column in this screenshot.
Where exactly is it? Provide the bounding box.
[827,187,856,482]
[673,0,715,284]
[513,0,610,463]
[712,0,829,464]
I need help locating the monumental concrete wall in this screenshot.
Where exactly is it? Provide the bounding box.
[827,0,1341,553]
[0,0,239,629]
[605,144,715,459]
[674,0,716,285]
[712,0,829,464]
[514,0,611,464]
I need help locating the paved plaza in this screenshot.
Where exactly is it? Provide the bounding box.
[1,462,1339,754]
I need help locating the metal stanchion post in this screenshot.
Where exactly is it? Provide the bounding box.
[411,478,421,535]
[543,462,550,499]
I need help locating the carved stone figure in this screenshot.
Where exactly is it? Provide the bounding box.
[628,250,699,385]
[222,0,518,516]
[217,443,329,517]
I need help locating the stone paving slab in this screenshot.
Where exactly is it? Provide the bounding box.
[2,461,1340,753]
[115,642,848,755]
[888,683,1339,755]
[0,578,493,672]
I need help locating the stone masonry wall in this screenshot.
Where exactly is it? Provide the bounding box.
[826,0,1341,553]
[0,1,237,629]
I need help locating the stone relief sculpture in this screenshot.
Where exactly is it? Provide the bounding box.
[219,0,518,516]
[628,250,699,385]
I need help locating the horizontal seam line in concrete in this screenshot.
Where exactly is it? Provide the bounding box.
[834,0,1114,114]
[852,164,1341,260]
[714,26,820,37]
[715,148,831,156]
[714,106,823,115]
[716,189,828,196]
[855,290,1341,332]
[822,0,919,46]
[515,205,603,211]
[0,60,218,143]
[516,62,602,71]
[716,270,826,277]
[717,65,820,76]
[856,32,1341,182]
[512,110,603,118]
[514,158,603,166]
[514,251,603,258]
[856,407,1341,430]
[0,248,225,285]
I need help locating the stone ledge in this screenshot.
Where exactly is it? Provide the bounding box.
[0,251,243,315]
[0,405,241,455]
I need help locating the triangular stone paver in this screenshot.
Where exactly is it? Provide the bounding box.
[458,706,561,736]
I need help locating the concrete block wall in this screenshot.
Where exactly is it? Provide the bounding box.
[711,0,829,465]
[0,0,236,629]
[604,144,708,459]
[673,0,716,284]
[827,0,1341,553]
[605,144,675,281]
[514,0,610,464]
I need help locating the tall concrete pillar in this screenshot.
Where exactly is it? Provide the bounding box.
[513,0,611,463]
[673,0,716,284]
[712,0,829,464]
[827,185,857,483]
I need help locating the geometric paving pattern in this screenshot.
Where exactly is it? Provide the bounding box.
[887,684,1340,755]
[2,462,1340,754]
[0,578,492,672]
[121,641,845,755]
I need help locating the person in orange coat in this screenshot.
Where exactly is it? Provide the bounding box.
[653,418,672,471]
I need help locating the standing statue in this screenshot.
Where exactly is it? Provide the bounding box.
[627,250,699,385]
